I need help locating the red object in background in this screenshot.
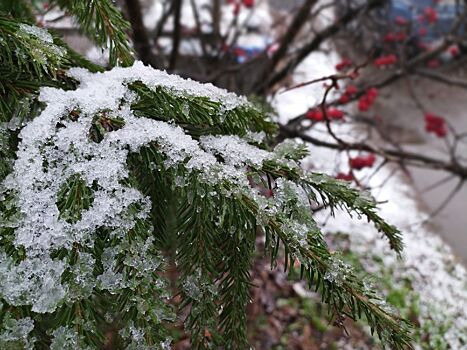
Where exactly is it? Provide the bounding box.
[358,98,371,111]
[345,85,358,95]
[395,32,407,42]
[418,42,429,51]
[336,172,354,181]
[367,87,378,99]
[426,59,440,69]
[449,46,460,57]
[384,32,396,42]
[425,113,447,137]
[349,154,377,170]
[327,108,345,120]
[395,16,408,26]
[418,27,428,36]
[358,87,378,112]
[339,84,359,104]
[374,54,397,67]
[306,109,324,121]
[242,0,254,8]
[233,3,240,15]
[335,58,353,71]
[423,7,438,24]
[306,108,345,121]
[339,93,350,104]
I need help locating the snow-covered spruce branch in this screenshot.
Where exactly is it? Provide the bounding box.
[52,0,134,67]
[0,62,411,349]
[0,16,101,123]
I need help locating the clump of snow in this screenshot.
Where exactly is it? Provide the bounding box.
[200,134,271,167]
[49,326,86,350]
[67,61,248,111]
[18,24,54,43]
[0,314,35,349]
[16,24,66,59]
[323,256,354,287]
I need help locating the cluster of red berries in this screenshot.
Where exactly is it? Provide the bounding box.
[449,46,460,57]
[425,113,447,137]
[418,27,428,36]
[338,84,358,104]
[383,31,407,43]
[374,54,398,67]
[229,0,254,15]
[394,16,408,26]
[335,58,353,72]
[358,87,378,112]
[426,59,441,69]
[421,7,438,24]
[349,154,377,170]
[306,107,345,121]
[335,172,354,182]
[242,0,254,8]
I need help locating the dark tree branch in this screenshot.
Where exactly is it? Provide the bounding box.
[124,0,153,65]
[151,0,175,44]
[415,68,467,89]
[279,124,467,179]
[169,0,182,70]
[269,0,318,71]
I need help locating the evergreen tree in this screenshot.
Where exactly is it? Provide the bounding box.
[0,1,412,349]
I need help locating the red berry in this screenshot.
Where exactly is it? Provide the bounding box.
[384,32,396,42]
[395,32,407,42]
[358,98,370,112]
[335,58,353,71]
[395,16,408,26]
[349,154,376,170]
[306,109,324,121]
[449,46,460,57]
[336,172,354,181]
[345,85,358,95]
[424,113,447,138]
[358,88,378,112]
[375,54,398,67]
[339,93,350,104]
[327,108,345,120]
[423,7,438,24]
[418,27,428,36]
[367,87,378,100]
[242,0,254,8]
[427,59,440,69]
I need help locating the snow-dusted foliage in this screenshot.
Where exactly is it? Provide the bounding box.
[0,62,409,348]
